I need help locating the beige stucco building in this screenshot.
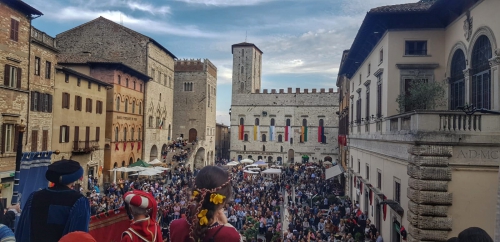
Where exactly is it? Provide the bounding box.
[51,66,111,190]
[173,59,217,168]
[338,0,500,241]
[55,17,177,163]
[230,43,339,164]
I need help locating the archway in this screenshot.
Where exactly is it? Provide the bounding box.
[288,149,295,162]
[324,156,333,162]
[194,147,205,169]
[257,156,263,160]
[129,157,133,165]
[267,156,273,163]
[189,128,197,142]
[161,144,168,160]
[150,145,158,161]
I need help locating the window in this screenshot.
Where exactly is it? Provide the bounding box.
[356,97,361,124]
[149,116,153,128]
[405,41,427,55]
[151,69,155,81]
[10,18,19,41]
[125,99,128,112]
[377,75,382,118]
[241,66,244,74]
[42,130,48,151]
[45,61,51,79]
[394,179,401,203]
[471,35,492,110]
[98,85,101,92]
[379,49,383,63]
[31,92,39,111]
[64,74,69,83]
[31,130,38,152]
[263,145,265,151]
[132,101,136,114]
[96,127,100,142]
[115,127,119,142]
[3,65,21,88]
[124,127,127,141]
[77,78,81,86]
[244,145,246,151]
[366,87,370,120]
[244,134,248,142]
[139,102,142,115]
[42,93,52,112]
[278,134,282,142]
[62,93,70,109]
[255,118,259,125]
[126,78,129,88]
[86,98,92,113]
[116,97,120,111]
[366,164,370,180]
[118,75,121,85]
[450,49,466,110]
[75,96,82,111]
[359,74,361,85]
[367,64,371,76]
[184,82,193,91]
[140,84,143,92]
[357,159,360,173]
[131,128,135,140]
[59,125,69,143]
[156,117,161,128]
[34,57,40,76]
[169,76,172,88]
[262,134,266,142]
[96,101,103,114]
[1,124,16,153]
[88,81,91,89]
[377,170,382,189]
[74,126,79,143]
[133,81,136,90]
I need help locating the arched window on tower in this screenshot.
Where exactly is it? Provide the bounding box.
[270,118,275,126]
[244,134,248,141]
[241,66,244,74]
[123,127,127,141]
[263,145,265,151]
[115,127,119,142]
[125,99,128,112]
[132,101,136,114]
[244,145,246,151]
[262,134,266,142]
[131,128,135,140]
[278,134,283,142]
[255,118,260,126]
[240,118,244,125]
[116,97,120,111]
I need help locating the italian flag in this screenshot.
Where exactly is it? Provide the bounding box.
[285,125,291,141]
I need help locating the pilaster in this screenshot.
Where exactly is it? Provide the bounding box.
[407,145,452,242]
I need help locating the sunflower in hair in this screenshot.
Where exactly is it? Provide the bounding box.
[198,209,208,226]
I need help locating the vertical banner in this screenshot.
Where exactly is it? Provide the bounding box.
[321,127,326,143]
[253,125,260,141]
[285,125,290,141]
[318,126,322,142]
[269,126,275,141]
[239,125,244,140]
[303,126,308,142]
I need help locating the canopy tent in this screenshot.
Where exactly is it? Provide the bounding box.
[243,170,259,174]
[227,161,240,166]
[153,167,170,171]
[323,161,333,165]
[254,160,267,166]
[325,165,343,180]
[130,169,163,176]
[128,160,151,168]
[261,168,282,174]
[248,168,261,171]
[108,167,128,172]
[271,165,283,169]
[148,159,162,165]
[240,159,254,164]
[244,164,258,169]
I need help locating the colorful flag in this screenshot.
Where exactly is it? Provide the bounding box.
[285,125,290,141]
[318,126,323,143]
[269,126,276,141]
[253,125,260,141]
[238,125,244,140]
[301,126,308,142]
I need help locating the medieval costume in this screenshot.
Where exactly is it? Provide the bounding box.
[169,219,242,242]
[15,159,90,242]
[121,190,163,242]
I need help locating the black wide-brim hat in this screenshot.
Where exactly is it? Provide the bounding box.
[46,159,84,185]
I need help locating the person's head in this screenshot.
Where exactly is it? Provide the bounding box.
[458,227,493,242]
[189,166,232,241]
[123,190,157,220]
[46,159,83,187]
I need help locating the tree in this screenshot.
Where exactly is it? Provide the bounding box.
[396,79,446,113]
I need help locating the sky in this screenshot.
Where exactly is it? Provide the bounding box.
[27,0,416,126]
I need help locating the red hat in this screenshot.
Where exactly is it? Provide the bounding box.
[59,232,97,242]
[124,190,158,220]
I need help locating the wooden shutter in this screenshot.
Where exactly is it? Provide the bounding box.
[31,130,38,152]
[48,94,53,113]
[13,125,19,152]
[16,67,21,89]
[74,126,79,142]
[1,124,5,154]
[59,126,62,143]
[89,99,92,113]
[42,130,48,151]
[62,93,65,108]
[96,127,100,141]
[30,92,35,111]
[4,64,10,86]
[37,92,43,112]
[65,126,69,143]
[10,19,15,40]
[74,96,78,110]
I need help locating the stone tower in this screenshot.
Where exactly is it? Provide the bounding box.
[231,42,263,101]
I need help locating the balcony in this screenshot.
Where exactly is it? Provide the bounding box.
[31,27,56,48]
[72,140,100,154]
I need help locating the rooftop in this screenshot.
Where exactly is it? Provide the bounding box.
[370,0,436,13]
[231,42,263,54]
[3,0,43,16]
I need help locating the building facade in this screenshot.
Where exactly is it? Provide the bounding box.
[215,123,230,162]
[173,59,217,168]
[55,16,177,163]
[336,50,350,189]
[51,66,110,190]
[338,0,500,241]
[230,43,339,164]
[0,0,42,205]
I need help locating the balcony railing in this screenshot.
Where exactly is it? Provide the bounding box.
[31,27,56,48]
[73,140,100,153]
[386,110,500,133]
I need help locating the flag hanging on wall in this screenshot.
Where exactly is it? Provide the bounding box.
[269,126,275,141]
[239,125,244,140]
[318,126,323,143]
[253,125,260,141]
[301,126,308,142]
[285,125,291,141]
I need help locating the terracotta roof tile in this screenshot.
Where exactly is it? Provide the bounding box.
[370,0,436,13]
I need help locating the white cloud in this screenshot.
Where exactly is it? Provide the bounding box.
[127,2,170,15]
[175,0,275,6]
[216,111,231,126]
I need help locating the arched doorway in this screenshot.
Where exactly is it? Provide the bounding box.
[189,128,197,142]
[257,156,263,160]
[267,156,273,163]
[288,149,295,162]
[194,147,205,169]
[150,145,158,161]
[129,157,133,165]
[161,144,168,160]
[324,156,333,162]
[277,157,283,165]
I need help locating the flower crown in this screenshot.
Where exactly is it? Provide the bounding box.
[192,190,226,225]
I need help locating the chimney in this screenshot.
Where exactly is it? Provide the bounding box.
[329,88,334,93]
[255,89,260,93]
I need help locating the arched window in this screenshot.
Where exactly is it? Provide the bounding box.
[302,119,307,126]
[450,49,466,110]
[116,97,120,111]
[262,134,266,142]
[240,118,244,125]
[286,119,291,126]
[126,78,129,87]
[149,116,153,128]
[240,82,244,92]
[255,118,259,125]
[244,145,246,151]
[159,93,162,102]
[138,128,141,140]
[270,118,275,126]
[132,101,136,113]
[278,134,283,142]
[118,75,121,85]
[125,99,128,112]
[123,127,127,141]
[244,134,248,141]
[471,35,492,109]
[241,66,244,74]
[131,128,135,140]
[139,102,142,115]
[114,127,119,141]
[262,145,265,151]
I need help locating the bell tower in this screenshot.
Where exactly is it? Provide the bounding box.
[231,42,263,98]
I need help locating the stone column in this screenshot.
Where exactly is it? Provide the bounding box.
[463,68,472,105]
[406,145,452,242]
